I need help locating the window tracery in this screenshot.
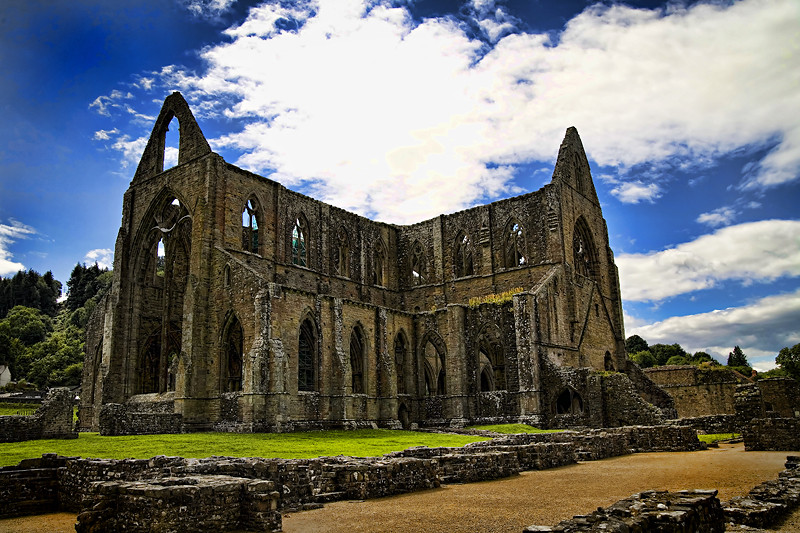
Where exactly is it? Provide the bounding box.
[454,232,474,278]
[292,216,308,267]
[241,198,260,254]
[504,220,527,268]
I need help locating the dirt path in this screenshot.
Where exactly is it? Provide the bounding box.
[283,443,792,533]
[1,443,796,532]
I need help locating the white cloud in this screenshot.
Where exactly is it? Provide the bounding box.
[696,206,737,227]
[628,289,800,371]
[0,219,37,277]
[93,128,119,141]
[131,0,799,223]
[617,219,800,302]
[84,249,114,270]
[609,181,661,204]
[181,0,238,19]
[110,135,149,169]
[89,90,134,117]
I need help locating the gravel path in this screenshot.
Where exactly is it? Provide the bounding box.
[2,443,796,532]
[283,443,792,533]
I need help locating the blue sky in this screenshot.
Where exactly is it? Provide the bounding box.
[1,0,798,370]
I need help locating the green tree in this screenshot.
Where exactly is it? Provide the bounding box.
[630,350,657,368]
[666,355,689,365]
[0,306,52,346]
[776,343,800,380]
[690,351,714,365]
[727,345,749,367]
[66,263,109,312]
[649,343,688,366]
[625,335,649,354]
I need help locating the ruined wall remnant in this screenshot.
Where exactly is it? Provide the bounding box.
[644,365,750,418]
[80,92,645,433]
[0,388,77,443]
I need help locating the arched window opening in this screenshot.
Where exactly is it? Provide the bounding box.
[573,218,599,281]
[423,340,445,395]
[292,216,308,267]
[242,199,260,254]
[504,220,527,268]
[223,264,231,287]
[350,327,365,394]
[556,388,584,415]
[480,367,493,392]
[398,404,410,429]
[298,318,316,392]
[373,239,387,286]
[394,332,407,395]
[222,316,244,393]
[454,232,474,278]
[138,330,161,394]
[162,116,180,171]
[155,238,166,279]
[333,227,350,278]
[410,241,426,285]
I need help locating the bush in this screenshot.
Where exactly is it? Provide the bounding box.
[630,350,656,368]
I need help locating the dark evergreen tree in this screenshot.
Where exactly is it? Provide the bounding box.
[0,269,61,318]
[727,345,749,368]
[649,343,688,366]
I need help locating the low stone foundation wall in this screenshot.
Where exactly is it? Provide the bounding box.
[723,455,800,528]
[0,454,69,518]
[743,417,800,451]
[525,489,724,532]
[75,475,281,533]
[99,403,183,436]
[665,414,740,435]
[0,388,77,443]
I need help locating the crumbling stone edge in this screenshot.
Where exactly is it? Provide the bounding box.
[524,455,800,532]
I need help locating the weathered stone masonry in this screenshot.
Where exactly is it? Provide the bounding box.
[81,92,672,434]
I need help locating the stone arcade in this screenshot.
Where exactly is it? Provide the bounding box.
[80,92,673,434]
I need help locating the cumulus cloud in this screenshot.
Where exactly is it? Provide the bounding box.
[628,289,800,371]
[84,248,114,270]
[125,0,799,223]
[617,219,800,302]
[0,219,37,276]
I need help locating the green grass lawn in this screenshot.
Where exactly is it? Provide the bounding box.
[697,433,741,444]
[0,403,40,416]
[0,429,489,467]
[467,423,564,434]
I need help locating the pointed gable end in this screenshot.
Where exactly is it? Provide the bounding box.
[551,127,599,205]
[133,92,212,182]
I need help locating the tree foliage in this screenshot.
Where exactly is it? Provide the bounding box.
[629,350,656,368]
[0,264,113,390]
[727,345,749,368]
[625,335,648,354]
[776,343,800,380]
[0,269,61,318]
[649,343,688,366]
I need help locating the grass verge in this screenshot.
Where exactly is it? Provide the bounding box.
[466,423,563,434]
[0,429,489,467]
[697,433,741,444]
[0,403,40,416]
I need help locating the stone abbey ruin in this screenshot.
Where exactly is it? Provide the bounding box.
[78,92,679,434]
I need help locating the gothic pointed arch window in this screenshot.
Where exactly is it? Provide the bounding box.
[373,238,387,286]
[573,217,598,281]
[478,337,505,392]
[454,231,474,278]
[410,241,426,285]
[504,219,527,268]
[292,215,308,267]
[556,388,584,415]
[350,326,366,394]
[242,198,260,254]
[423,340,445,395]
[333,226,350,278]
[298,317,316,392]
[222,315,244,392]
[394,331,408,395]
[138,329,161,394]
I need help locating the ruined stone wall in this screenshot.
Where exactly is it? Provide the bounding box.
[757,377,800,417]
[743,417,800,451]
[0,388,77,443]
[644,365,748,418]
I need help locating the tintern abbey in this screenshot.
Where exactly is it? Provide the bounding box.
[80,93,675,434]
